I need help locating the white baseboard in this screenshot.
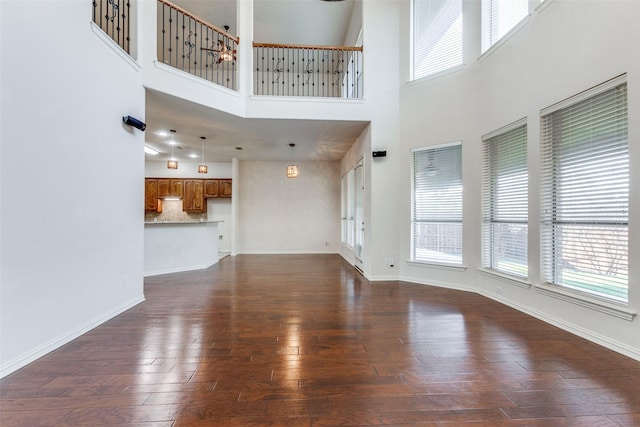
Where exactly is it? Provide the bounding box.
[398,274,640,362]
[237,250,338,255]
[481,292,640,361]
[0,295,145,378]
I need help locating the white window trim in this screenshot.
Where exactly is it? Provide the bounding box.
[540,73,626,116]
[535,0,556,13]
[478,267,531,289]
[481,117,527,141]
[407,260,467,271]
[535,283,636,321]
[407,64,466,86]
[479,15,530,62]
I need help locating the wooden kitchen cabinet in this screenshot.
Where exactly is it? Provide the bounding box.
[157,179,170,198]
[145,179,161,212]
[183,180,206,212]
[204,179,219,198]
[170,180,184,198]
[219,179,232,198]
[158,179,184,198]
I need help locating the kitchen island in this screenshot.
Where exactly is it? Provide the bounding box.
[144,221,221,276]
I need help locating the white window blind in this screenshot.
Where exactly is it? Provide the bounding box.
[540,76,628,303]
[481,0,528,53]
[412,143,463,264]
[482,120,528,278]
[411,0,463,80]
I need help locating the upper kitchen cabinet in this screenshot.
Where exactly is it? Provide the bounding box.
[204,179,219,198]
[183,180,207,213]
[170,180,184,198]
[219,179,232,198]
[158,179,184,198]
[145,179,161,212]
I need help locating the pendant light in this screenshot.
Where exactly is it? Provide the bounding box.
[198,137,208,174]
[167,129,178,169]
[286,143,299,178]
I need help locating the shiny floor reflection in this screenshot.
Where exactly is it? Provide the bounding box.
[1,254,639,426]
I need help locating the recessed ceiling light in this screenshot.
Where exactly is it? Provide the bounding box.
[189,153,198,159]
[156,130,169,137]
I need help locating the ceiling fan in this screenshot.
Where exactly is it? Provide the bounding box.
[200,25,237,63]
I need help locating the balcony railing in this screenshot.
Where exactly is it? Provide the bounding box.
[253,43,363,99]
[93,0,130,53]
[157,0,239,91]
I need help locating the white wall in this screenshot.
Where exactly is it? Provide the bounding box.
[397,0,640,359]
[238,160,340,254]
[0,1,145,376]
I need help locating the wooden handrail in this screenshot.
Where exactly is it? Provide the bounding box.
[157,0,240,44]
[253,42,363,52]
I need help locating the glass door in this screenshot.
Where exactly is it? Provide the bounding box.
[354,160,364,261]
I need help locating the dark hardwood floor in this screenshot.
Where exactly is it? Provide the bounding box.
[1,254,639,426]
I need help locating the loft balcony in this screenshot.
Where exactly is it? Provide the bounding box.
[253,42,363,99]
[92,0,363,100]
[157,0,239,91]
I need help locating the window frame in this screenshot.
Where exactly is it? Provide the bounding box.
[540,74,629,304]
[480,0,530,55]
[481,118,528,279]
[411,142,463,266]
[410,0,464,81]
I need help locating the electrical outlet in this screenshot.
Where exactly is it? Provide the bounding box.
[389,258,394,267]
[122,275,128,288]
[219,235,223,240]
[325,241,329,246]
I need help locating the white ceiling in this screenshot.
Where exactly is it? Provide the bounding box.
[144,89,368,162]
[145,0,364,164]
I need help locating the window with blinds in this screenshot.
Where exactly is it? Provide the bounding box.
[481,120,528,278]
[540,75,628,303]
[481,0,528,53]
[411,143,463,264]
[410,0,463,80]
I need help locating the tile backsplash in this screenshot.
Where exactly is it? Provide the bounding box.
[145,199,207,223]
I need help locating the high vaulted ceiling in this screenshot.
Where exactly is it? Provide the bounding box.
[145,0,364,164]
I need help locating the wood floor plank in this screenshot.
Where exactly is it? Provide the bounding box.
[1,254,638,426]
